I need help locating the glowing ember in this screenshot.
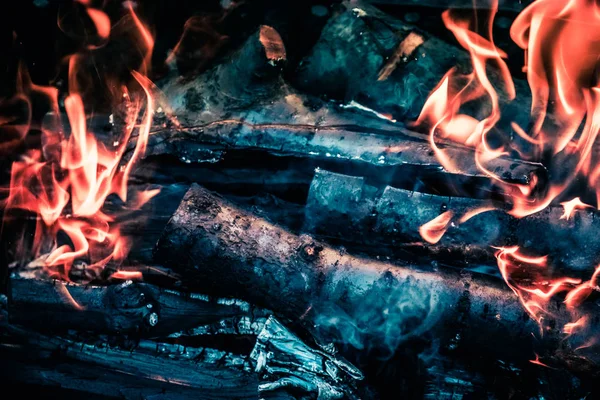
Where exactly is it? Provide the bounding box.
[2,3,157,282]
[110,270,143,280]
[530,353,553,368]
[259,25,287,62]
[416,0,600,353]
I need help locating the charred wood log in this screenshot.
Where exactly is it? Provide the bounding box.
[143,105,542,188]
[1,301,367,399]
[154,184,600,378]
[294,1,532,132]
[5,282,365,398]
[305,169,600,272]
[8,278,251,336]
[130,23,544,197]
[0,322,258,400]
[250,315,365,400]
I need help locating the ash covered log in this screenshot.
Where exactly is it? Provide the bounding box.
[154,184,599,375]
[305,169,600,272]
[130,22,545,196]
[251,315,364,399]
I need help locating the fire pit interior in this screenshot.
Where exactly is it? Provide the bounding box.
[2,0,600,398]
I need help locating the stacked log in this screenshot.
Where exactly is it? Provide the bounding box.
[154,184,599,376]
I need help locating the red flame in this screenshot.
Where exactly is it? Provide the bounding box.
[416,0,600,347]
[2,4,157,282]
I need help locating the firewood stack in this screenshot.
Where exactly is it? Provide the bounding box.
[1,0,599,399]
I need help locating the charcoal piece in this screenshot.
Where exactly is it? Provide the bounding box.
[0,321,258,399]
[250,315,364,400]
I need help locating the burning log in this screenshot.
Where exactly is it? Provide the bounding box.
[154,184,600,375]
[305,169,600,272]
[142,108,543,191]
[293,0,532,129]
[135,24,544,195]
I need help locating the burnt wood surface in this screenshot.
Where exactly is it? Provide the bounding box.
[125,19,545,199]
[139,105,543,193]
[293,1,532,131]
[8,278,250,336]
[305,169,600,272]
[154,184,600,385]
[0,322,258,400]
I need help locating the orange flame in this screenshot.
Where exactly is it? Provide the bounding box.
[419,211,454,244]
[414,1,514,177]
[415,0,600,347]
[110,270,143,280]
[564,265,600,309]
[559,197,592,220]
[494,246,581,326]
[416,0,600,217]
[85,8,111,39]
[563,316,588,336]
[0,61,59,156]
[529,353,553,368]
[2,4,157,282]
